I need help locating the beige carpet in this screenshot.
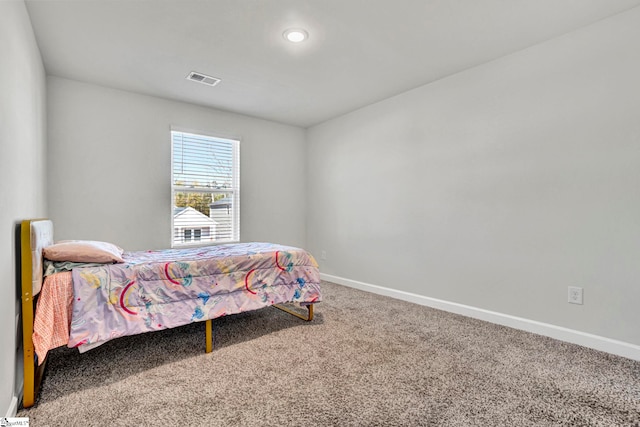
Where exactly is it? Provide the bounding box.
[19,281,640,426]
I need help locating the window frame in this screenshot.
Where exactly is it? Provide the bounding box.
[170,129,240,248]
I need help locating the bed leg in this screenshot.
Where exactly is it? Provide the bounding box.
[22,303,36,408]
[272,303,314,321]
[205,319,213,353]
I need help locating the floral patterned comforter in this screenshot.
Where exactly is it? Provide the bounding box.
[68,242,321,349]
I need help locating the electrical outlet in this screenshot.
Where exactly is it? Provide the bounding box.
[321,250,327,260]
[568,286,583,305]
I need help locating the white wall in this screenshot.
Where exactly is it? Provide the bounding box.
[0,0,47,416]
[307,7,640,347]
[47,77,307,251]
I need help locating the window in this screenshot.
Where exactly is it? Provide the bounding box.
[171,130,240,247]
[182,228,203,243]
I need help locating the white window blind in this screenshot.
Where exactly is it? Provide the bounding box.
[171,130,240,247]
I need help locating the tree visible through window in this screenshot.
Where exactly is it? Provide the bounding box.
[171,130,240,246]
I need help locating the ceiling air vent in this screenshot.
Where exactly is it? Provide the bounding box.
[186,71,221,87]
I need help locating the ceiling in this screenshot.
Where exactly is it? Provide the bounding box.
[25,0,640,128]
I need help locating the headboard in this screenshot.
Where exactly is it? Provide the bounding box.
[22,219,53,296]
[20,218,53,408]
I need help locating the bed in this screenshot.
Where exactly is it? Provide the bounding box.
[20,219,321,408]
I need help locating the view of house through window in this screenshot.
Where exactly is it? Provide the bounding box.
[172,130,240,246]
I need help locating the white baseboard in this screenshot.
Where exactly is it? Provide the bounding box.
[6,381,24,418]
[5,395,18,418]
[321,273,640,361]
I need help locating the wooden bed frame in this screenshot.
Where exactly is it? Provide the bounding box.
[20,219,314,408]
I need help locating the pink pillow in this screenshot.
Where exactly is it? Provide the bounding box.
[43,240,124,263]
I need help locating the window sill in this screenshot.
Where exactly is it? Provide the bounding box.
[171,240,240,249]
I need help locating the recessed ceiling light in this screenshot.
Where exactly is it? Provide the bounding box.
[283,28,308,43]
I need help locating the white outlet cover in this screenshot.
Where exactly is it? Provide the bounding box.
[568,286,583,305]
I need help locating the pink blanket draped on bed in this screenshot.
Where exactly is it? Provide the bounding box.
[32,271,74,364]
